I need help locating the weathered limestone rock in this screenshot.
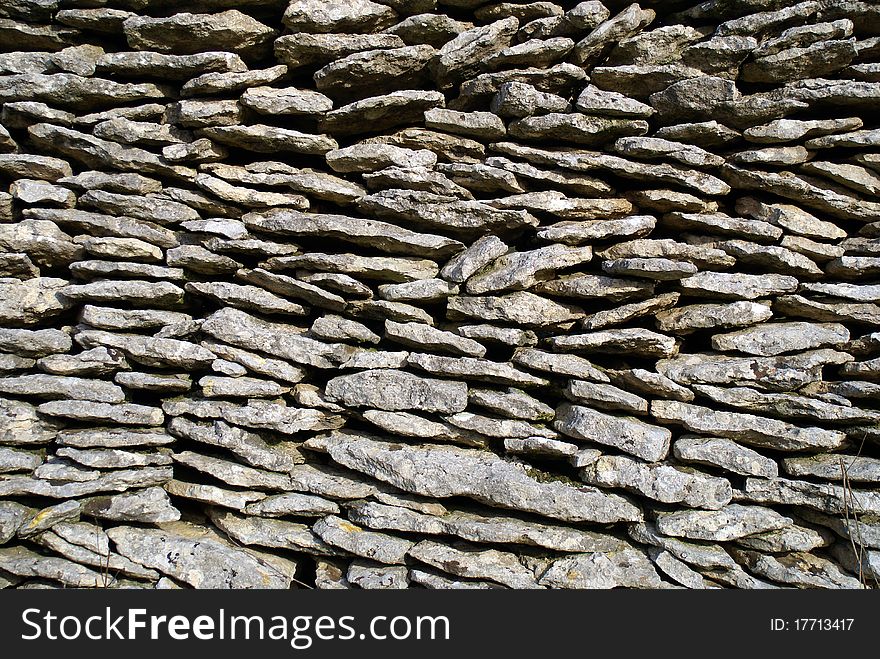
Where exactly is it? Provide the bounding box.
[651,400,847,452]
[581,455,733,510]
[310,432,641,523]
[108,524,295,588]
[325,370,467,413]
[123,11,275,59]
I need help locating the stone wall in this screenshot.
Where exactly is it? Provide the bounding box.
[0,0,879,589]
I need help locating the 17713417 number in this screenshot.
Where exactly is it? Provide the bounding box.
[770,619,854,631]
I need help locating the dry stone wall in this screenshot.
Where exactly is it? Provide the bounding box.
[0,0,879,589]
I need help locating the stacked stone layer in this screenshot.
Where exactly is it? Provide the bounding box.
[1,0,879,589]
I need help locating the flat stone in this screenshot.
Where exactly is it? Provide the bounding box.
[37,400,163,426]
[80,486,179,523]
[123,11,274,58]
[657,349,853,391]
[565,380,648,415]
[0,546,108,588]
[615,136,724,167]
[539,215,656,245]
[407,352,547,387]
[549,328,677,358]
[741,476,880,517]
[651,400,847,452]
[0,73,165,111]
[56,428,173,449]
[282,0,398,33]
[75,329,214,369]
[731,549,862,589]
[359,189,538,236]
[674,436,779,478]
[655,504,792,542]
[555,403,671,462]
[782,454,880,483]
[313,515,413,564]
[466,244,592,294]
[202,307,351,369]
[203,125,336,156]
[711,322,849,356]
[744,116,864,143]
[309,431,641,524]
[735,525,832,553]
[582,455,733,510]
[96,50,246,79]
[168,418,302,473]
[210,510,338,556]
[424,108,506,140]
[433,17,519,89]
[0,374,123,404]
[314,45,435,100]
[347,562,409,589]
[245,493,339,518]
[538,548,663,589]
[408,540,539,588]
[602,257,697,281]
[108,524,295,588]
[325,369,466,413]
[274,33,404,69]
[583,292,679,331]
[448,291,583,327]
[679,272,798,300]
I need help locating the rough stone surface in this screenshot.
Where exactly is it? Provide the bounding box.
[0,0,875,591]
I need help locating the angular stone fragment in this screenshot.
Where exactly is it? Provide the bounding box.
[0,277,72,327]
[656,301,774,334]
